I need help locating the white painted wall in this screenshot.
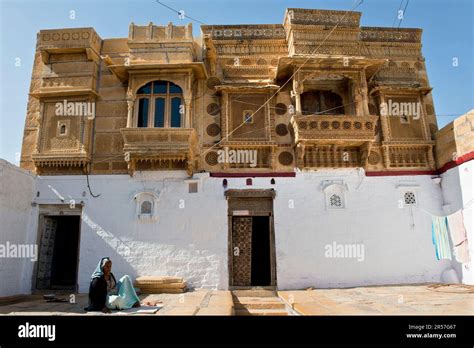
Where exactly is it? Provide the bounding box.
[272,170,450,289]
[0,160,38,297]
[31,168,454,292]
[440,160,474,284]
[33,171,229,293]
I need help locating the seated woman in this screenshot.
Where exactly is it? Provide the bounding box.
[85,257,140,313]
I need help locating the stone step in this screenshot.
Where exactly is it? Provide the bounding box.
[233,297,286,310]
[231,289,277,297]
[234,308,288,316]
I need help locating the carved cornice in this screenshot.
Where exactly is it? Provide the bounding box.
[224,189,276,198]
[284,8,361,28]
[360,27,422,43]
[37,28,102,64]
[201,25,286,40]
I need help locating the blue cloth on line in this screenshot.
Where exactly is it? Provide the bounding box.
[431,216,452,261]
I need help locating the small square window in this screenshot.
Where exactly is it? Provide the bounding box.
[404,191,417,205]
[329,194,343,208]
[57,120,70,137]
[243,110,254,124]
[399,114,410,124]
[188,182,198,193]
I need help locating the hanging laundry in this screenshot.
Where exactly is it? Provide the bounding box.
[447,210,471,264]
[431,216,452,260]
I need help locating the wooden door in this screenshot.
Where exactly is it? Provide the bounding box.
[231,217,252,286]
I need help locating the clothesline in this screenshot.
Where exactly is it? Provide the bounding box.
[415,198,474,218]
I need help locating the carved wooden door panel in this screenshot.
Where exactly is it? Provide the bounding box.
[231,217,252,286]
[36,217,58,289]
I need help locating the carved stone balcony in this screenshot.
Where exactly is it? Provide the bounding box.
[32,28,101,98]
[120,128,198,175]
[290,114,378,145]
[289,114,378,169]
[37,28,101,63]
[32,151,90,170]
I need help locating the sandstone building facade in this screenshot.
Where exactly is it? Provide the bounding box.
[14,9,472,292]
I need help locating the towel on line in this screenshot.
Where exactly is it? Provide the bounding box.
[432,216,452,261]
[446,210,470,264]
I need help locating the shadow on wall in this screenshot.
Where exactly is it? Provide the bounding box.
[78,212,140,292]
[78,211,225,292]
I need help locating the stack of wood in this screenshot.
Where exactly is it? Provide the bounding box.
[134,276,187,294]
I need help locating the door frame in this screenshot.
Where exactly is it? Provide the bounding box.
[32,204,83,293]
[225,189,277,289]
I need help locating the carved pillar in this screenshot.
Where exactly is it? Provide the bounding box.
[296,143,305,168]
[332,145,337,167]
[378,93,391,142]
[126,99,134,128]
[222,91,229,139]
[184,75,193,128]
[270,147,276,169]
[427,145,435,170]
[382,145,391,168]
[359,69,370,115]
[360,142,372,169]
[184,97,191,128]
[293,78,303,114]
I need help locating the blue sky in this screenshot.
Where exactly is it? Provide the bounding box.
[1,0,473,164]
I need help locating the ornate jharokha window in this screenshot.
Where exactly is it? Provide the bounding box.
[135,81,183,128]
[301,90,345,115]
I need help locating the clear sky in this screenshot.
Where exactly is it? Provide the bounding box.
[1,0,473,165]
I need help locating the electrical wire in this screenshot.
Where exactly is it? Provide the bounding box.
[201,0,366,158]
[155,0,207,25]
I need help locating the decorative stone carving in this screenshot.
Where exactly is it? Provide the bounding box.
[368,151,381,165]
[206,123,221,137]
[205,151,219,166]
[207,103,220,116]
[278,151,293,166]
[275,123,289,136]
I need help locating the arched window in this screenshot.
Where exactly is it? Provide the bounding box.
[134,191,160,221]
[135,81,184,128]
[140,200,152,215]
[301,90,344,115]
[323,183,346,209]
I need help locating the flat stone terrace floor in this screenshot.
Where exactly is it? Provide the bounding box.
[0,284,472,316]
[0,289,233,316]
[279,283,474,315]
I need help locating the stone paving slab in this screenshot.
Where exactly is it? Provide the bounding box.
[1,284,471,316]
[279,283,474,315]
[0,289,234,316]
